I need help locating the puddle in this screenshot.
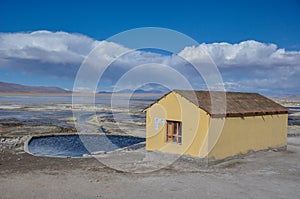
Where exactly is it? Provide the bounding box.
[27,134,145,157]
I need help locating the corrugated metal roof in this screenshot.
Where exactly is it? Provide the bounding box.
[145,90,288,117]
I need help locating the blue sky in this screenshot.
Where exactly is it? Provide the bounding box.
[0,0,300,94]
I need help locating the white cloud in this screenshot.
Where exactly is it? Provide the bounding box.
[0,31,299,94]
[178,40,300,94]
[2,32,299,70]
[0,30,170,67]
[179,40,300,68]
[0,30,99,64]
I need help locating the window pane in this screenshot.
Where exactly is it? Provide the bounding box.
[178,137,182,144]
[168,122,173,134]
[178,123,182,136]
[166,121,182,144]
[172,136,177,142]
[174,123,177,134]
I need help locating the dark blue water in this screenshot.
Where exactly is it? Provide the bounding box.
[28,135,145,157]
[287,106,300,110]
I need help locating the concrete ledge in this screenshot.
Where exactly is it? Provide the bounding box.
[23,135,32,155]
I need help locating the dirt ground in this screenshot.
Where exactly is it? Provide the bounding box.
[0,136,299,199]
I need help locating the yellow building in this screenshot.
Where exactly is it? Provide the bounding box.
[145,90,288,163]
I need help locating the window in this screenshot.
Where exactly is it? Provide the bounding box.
[166,121,182,144]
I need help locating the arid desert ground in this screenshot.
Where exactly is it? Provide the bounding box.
[0,94,299,199]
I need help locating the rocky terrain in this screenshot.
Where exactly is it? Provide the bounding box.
[0,95,299,198]
[0,134,299,198]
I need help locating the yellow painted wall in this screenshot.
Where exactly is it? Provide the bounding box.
[145,92,210,157]
[208,114,288,160]
[146,91,288,161]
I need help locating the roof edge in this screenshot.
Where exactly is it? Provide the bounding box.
[142,90,173,112]
[143,90,288,117]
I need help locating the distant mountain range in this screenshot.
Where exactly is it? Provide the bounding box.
[98,89,167,94]
[0,82,71,93]
[98,83,170,94]
[0,81,167,94]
